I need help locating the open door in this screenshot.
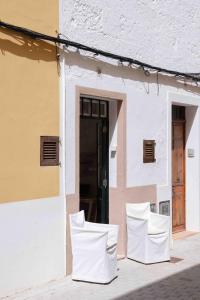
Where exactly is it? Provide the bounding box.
[80,97,109,224]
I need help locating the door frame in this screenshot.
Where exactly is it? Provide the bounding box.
[75,86,127,221]
[167,92,200,234]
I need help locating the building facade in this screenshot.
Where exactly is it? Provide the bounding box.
[60,0,200,269]
[0,1,65,298]
[1,0,200,297]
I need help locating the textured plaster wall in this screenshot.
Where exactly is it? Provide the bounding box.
[62,0,200,72]
[61,1,200,197]
[0,1,59,202]
[0,197,66,298]
[0,0,58,35]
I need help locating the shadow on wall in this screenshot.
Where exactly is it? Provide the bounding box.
[0,27,56,62]
[113,263,200,300]
[185,106,198,144]
[65,51,200,96]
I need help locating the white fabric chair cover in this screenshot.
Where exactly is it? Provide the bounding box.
[70,210,119,283]
[126,202,170,264]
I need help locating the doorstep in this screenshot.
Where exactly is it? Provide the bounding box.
[117,254,126,260]
[173,230,198,240]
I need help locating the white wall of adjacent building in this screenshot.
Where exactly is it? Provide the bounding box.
[61,0,200,231]
[0,197,66,298]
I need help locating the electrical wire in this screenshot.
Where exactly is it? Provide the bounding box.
[0,20,200,82]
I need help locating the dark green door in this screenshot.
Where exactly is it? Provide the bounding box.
[97,118,109,223]
[80,97,109,224]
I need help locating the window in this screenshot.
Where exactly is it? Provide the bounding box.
[143,140,156,163]
[80,97,108,119]
[82,98,91,116]
[100,101,107,118]
[92,100,99,117]
[40,136,59,166]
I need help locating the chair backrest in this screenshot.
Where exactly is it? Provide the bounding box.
[126,202,150,220]
[69,210,85,228]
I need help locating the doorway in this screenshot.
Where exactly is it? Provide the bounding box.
[172,105,186,233]
[80,97,109,224]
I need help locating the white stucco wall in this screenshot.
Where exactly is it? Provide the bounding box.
[61,0,200,72]
[61,0,200,227]
[0,197,66,298]
[185,106,200,231]
[63,54,169,193]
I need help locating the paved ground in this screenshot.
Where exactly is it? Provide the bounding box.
[5,233,200,300]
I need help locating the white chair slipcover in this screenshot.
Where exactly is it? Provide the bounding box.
[69,210,119,283]
[126,202,170,264]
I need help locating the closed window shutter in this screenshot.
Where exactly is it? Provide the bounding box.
[40,136,59,166]
[143,140,156,163]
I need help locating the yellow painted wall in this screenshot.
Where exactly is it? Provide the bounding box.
[0,1,59,203]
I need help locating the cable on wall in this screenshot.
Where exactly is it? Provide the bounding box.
[0,20,200,83]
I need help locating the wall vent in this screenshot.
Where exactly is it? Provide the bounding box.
[143,140,156,163]
[159,201,170,216]
[40,136,59,166]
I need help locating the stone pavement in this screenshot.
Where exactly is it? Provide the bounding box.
[5,233,200,300]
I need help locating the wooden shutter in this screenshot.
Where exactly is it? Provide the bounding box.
[40,136,59,166]
[143,140,156,163]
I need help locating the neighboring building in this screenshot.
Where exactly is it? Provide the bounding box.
[1,0,200,297]
[60,0,200,269]
[0,1,65,298]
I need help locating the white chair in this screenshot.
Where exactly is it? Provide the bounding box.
[126,202,170,264]
[69,210,119,283]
